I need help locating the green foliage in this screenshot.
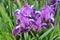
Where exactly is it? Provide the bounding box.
[0,0,60,40]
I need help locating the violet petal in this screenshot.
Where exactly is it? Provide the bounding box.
[42,23,50,29]
[12,25,21,36]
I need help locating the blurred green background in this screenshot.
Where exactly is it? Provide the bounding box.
[0,0,60,40]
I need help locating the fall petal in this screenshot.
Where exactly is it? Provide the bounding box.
[42,23,50,29]
[12,25,21,36]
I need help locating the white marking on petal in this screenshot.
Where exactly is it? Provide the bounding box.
[31,5,34,8]
[42,23,47,26]
[16,25,20,29]
[26,26,30,29]
[29,19,34,21]
[13,9,20,16]
[35,11,41,14]
[16,9,20,14]
[51,17,54,22]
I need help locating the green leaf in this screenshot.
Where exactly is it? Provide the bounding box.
[39,28,53,39]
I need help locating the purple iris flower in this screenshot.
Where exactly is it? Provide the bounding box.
[12,5,32,36]
[40,5,55,28]
[12,4,55,36]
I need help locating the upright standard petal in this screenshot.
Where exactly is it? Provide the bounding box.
[21,5,33,17]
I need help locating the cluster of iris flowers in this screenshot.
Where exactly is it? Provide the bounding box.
[12,4,55,36]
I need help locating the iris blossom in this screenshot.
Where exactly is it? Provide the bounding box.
[12,5,55,36]
[12,5,32,36]
[40,5,55,28]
